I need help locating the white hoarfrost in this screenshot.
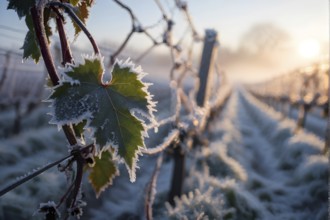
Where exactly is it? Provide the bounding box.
[115,58,158,132]
[48,56,159,182]
[142,129,180,155]
[34,201,60,218]
[1,78,327,220]
[114,58,158,182]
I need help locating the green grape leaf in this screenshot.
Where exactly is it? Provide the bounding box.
[22,28,41,63]
[50,57,156,181]
[88,150,119,198]
[71,0,91,37]
[22,14,39,62]
[21,9,53,63]
[7,0,35,19]
[86,0,93,6]
[73,120,87,140]
[69,0,81,6]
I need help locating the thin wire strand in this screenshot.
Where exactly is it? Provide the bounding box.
[0,154,73,197]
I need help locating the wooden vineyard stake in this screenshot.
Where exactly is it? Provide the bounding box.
[168,29,219,205]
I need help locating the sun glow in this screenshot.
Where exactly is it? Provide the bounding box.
[298,39,320,59]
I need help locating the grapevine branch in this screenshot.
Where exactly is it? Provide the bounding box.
[0,51,10,88]
[154,0,169,19]
[31,2,102,216]
[175,1,200,39]
[52,6,74,65]
[248,61,328,144]
[135,43,159,62]
[56,181,75,209]
[65,147,86,210]
[145,153,164,220]
[108,0,160,67]
[3,1,231,218]
[109,29,134,65]
[146,114,176,130]
[47,2,100,55]
[30,6,77,146]
[142,129,180,155]
[30,6,59,86]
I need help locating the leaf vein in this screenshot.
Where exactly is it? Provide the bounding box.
[103,88,126,147]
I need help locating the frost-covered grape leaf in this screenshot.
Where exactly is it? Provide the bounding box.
[50,57,156,181]
[88,150,119,197]
[7,0,35,19]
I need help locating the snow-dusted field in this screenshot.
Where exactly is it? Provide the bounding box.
[0,84,327,219]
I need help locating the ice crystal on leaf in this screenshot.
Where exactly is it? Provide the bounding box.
[49,56,156,182]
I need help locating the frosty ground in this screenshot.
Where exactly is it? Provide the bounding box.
[0,82,327,219]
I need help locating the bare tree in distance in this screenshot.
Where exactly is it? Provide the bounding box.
[217,23,297,82]
[238,23,291,56]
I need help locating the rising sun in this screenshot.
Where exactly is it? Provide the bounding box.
[298,39,320,59]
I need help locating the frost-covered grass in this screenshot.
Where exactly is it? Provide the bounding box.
[0,85,327,220]
[253,94,327,141]
[0,126,67,219]
[236,88,327,219]
[0,104,50,138]
[161,89,326,220]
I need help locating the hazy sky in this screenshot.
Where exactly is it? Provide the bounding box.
[0,0,328,82]
[0,1,328,49]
